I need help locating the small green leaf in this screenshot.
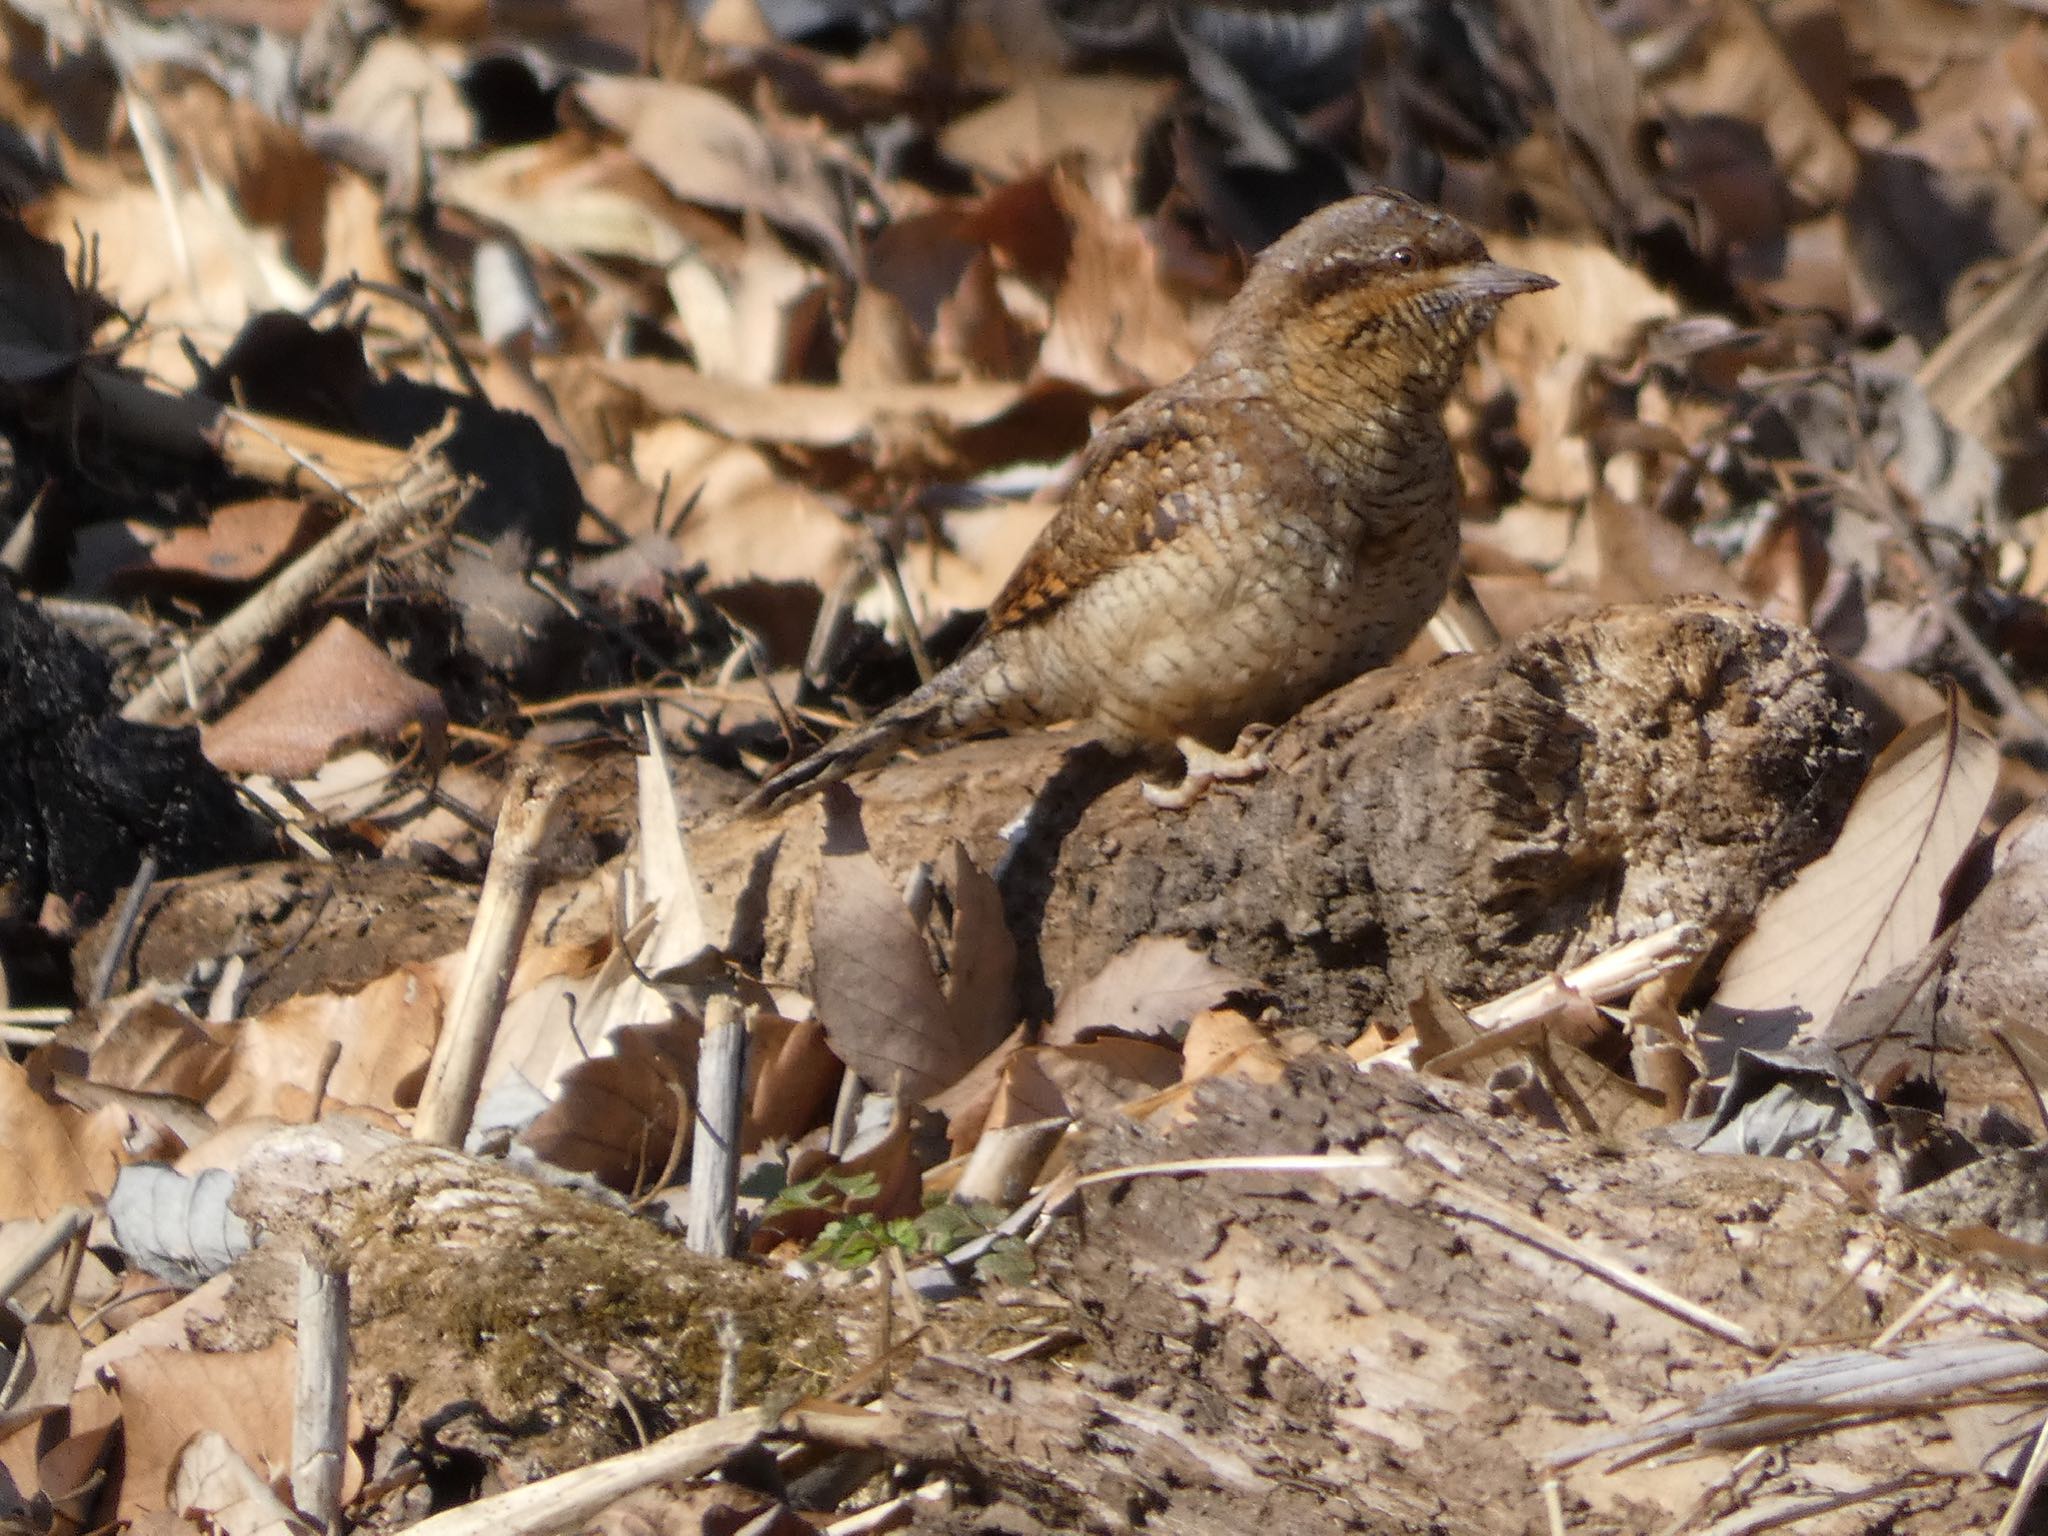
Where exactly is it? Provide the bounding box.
[973,1236,1035,1285]
[828,1170,883,1200]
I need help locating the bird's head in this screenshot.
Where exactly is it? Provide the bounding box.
[1221,191,1555,410]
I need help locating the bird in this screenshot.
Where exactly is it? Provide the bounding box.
[743,189,1553,815]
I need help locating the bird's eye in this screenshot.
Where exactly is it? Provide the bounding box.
[1388,246,1417,269]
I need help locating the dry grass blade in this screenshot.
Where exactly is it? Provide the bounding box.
[1554,1336,2048,1469]
[1698,696,1996,1075]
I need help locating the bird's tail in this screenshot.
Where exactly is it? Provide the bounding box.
[738,641,1037,815]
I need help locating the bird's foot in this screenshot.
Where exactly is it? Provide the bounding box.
[1141,728,1273,810]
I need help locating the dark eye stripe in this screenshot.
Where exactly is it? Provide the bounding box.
[1296,255,1379,307]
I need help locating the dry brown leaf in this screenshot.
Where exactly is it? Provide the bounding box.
[932,247,1036,381]
[316,34,476,159]
[37,181,313,386]
[987,1038,1183,1133]
[809,789,1009,1102]
[1120,1008,1287,1125]
[0,1215,116,1327]
[745,1012,839,1146]
[135,498,329,588]
[58,994,232,1104]
[482,937,646,1109]
[1570,486,1746,606]
[6,1382,119,1529]
[1180,1007,1285,1084]
[318,171,427,352]
[1531,1038,1669,1136]
[124,1516,208,1536]
[810,793,955,1100]
[1699,699,1998,1074]
[111,1340,301,1523]
[938,75,1175,181]
[154,83,330,275]
[169,1429,311,1536]
[932,841,1018,1059]
[1407,977,1481,1075]
[1663,0,1860,209]
[1482,235,1676,505]
[925,1022,1031,1155]
[865,207,981,314]
[0,1056,106,1220]
[1494,0,1676,238]
[517,1020,695,1193]
[1045,937,1254,1048]
[601,357,1031,448]
[0,1320,81,1438]
[629,419,853,589]
[204,962,448,1123]
[202,619,447,779]
[839,283,930,389]
[1037,172,1199,394]
[694,0,774,45]
[667,233,823,384]
[572,76,854,273]
[984,1047,1075,1131]
[583,1484,772,1536]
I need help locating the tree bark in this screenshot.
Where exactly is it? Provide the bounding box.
[691,597,1870,1034]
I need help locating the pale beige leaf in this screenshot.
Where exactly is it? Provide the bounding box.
[482,936,643,1106]
[168,1429,311,1536]
[319,36,476,158]
[1699,703,1997,1074]
[441,145,688,267]
[625,418,855,589]
[1657,0,1859,208]
[666,238,819,385]
[1482,235,1677,505]
[205,963,448,1122]
[635,728,710,969]
[1037,173,1197,393]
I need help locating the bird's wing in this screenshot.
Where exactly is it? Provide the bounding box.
[985,383,1257,635]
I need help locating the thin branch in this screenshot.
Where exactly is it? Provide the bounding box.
[121,421,466,724]
[414,755,565,1148]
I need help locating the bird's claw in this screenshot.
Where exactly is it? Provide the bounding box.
[1141,729,1273,810]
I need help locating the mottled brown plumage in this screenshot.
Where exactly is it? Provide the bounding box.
[744,190,1553,813]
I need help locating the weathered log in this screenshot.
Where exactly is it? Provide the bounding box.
[691,597,1870,1034]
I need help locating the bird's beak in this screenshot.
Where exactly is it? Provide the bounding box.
[1447,262,1557,301]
